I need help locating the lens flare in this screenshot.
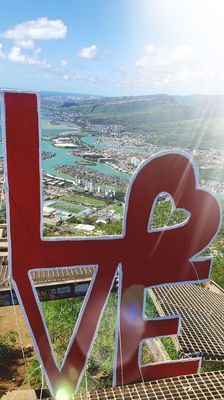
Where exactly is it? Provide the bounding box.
[56,386,72,400]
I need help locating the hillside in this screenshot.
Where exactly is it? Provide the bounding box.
[59,94,224,149]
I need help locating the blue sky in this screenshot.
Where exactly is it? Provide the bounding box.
[1,0,224,96]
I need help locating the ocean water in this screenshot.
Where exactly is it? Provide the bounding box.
[81,135,105,149]
[42,128,71,136]
[0,124,130,181]
[42,139,129,180]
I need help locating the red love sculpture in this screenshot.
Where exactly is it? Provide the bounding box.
[1,91,221,398]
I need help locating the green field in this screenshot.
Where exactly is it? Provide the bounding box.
[108,204,124,214]
[51,201,85,214]
[60,194,106,207]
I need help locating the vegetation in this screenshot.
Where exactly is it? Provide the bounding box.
[201,363,224,373]
[141,343,154,365]
[60,194,107,207]
[96,220,123,235]
[26,291,158,392]
[145,290,158,318]
[0,331,18,350]
[60,94,224,149]
[43,225,59,237]
[108,204,123,215]
[151,197,187,229]
[209,200,224,287]
[0,330,28,394]
[27,294,117,390]
[211,240,224,287]
[50,201,85,214]
[114,191,125,202]
[160,338,181,360]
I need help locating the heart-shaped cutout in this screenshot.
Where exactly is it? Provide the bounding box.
[148,192,190,232]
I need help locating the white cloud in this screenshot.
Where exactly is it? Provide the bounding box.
[0,43,6,59]
[77,44,97,60]
[0,18,66,71]
[7,46,50,68]
[15,40,35,49]
[62,70,99,83]
[8,47,26,63]
[0,17,67,42]
[60,59,68,67]
[136,44,195,70]
[108,42,224,94]
[114,43,217,93]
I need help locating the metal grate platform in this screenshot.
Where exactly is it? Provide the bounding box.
[0,259,96,305]
[0,263,95,290]
[76,371,224,400]
[31,371,224,399]
[30,265,95,286]
[152,284,224,361]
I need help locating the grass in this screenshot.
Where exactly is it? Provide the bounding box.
[50,201,85,214]
[41,297,86,366]
[27,292,157,392]
[201,363,224,373]
[96,221,122,235]
[211,240,224,287]
[108,204,124,215]
[144,291,181,360]
[141,343,155,365]
[160,338,181,360]
[210,201,224,287]
[151,198,188,229]
[145,290,158,318]
[60,195,106,207]
[27,294,118,390]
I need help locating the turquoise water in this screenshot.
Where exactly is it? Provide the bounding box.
[41,140,82,179]
[0,125,149,181]
[42,128,70,136]
[0,123,129,180]
[57,211,70,217]
[42,139,130,180]
[81,135,105,149]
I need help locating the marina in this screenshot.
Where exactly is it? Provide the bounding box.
[0,125,130,182]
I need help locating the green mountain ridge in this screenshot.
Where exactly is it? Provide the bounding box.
[58,94,224,149]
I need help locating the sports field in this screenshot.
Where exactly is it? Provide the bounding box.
[51,201,85,214]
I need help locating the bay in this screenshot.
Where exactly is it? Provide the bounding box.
[81,135,105,149]
[42,139,130,180]
[0,125,130,181]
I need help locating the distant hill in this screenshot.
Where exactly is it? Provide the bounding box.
[62,94,224,122]
[1,91,224,149]
[60,94,224,149]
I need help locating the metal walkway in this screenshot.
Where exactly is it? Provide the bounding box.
[151,283,224,361]
[3,371,224,399]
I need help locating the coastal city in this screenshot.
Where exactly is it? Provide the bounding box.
[1,93,224,238]
[2,3,224,399]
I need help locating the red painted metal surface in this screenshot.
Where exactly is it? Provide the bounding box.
[2,92,221,397]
